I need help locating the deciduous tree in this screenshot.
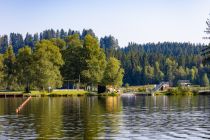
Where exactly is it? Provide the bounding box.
[82,35,106,86]
[16,46,33,92]
[102,57,124,87]
[32,40,64,90]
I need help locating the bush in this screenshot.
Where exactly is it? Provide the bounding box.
[138,87,146,92]
[125,83,130,88]
[167,86,193,95]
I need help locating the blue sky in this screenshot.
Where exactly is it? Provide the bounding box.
[0,0,210,46]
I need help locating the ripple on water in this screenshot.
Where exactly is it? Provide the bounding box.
[0,96,210,139]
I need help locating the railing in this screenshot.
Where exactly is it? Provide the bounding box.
[151,82,168,95]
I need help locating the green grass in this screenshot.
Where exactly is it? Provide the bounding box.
[123,85,154,93]
[0,90,120,97]
[162,87,195,96]
[98,92,120,96]
[28,90,88,97]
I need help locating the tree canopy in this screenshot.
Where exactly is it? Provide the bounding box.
[102,57,124,87]
[32,40,64,90]
[81,34,106,85]
[0,28,208,90]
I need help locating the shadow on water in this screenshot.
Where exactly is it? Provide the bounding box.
[0,95,210,139]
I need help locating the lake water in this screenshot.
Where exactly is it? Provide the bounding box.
[0,95,210,139]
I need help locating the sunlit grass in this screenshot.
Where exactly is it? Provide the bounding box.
[29,90,88,97]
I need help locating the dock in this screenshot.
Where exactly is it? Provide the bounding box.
[0,92,24,98]
[198,90,210,95]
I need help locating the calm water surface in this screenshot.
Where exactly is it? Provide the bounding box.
[0,95,210,139]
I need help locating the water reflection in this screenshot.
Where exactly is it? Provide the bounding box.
[0,96,210,139]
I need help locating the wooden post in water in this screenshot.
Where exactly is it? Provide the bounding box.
[16,96,32,113]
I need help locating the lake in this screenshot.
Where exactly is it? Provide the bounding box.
[0,95,210,139]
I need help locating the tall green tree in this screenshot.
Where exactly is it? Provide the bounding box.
[144,65,154,83]
[154,61,164,83]
[60,29,67,39]
[0,35,8,53]
[189,66,198,82]
[81,35,106,86]
[32,40,64,90]
[16,46,33,92]
[33,33,39,43]
[3,46,17,90]
[165,58,177,85]
[10,33,24,54]
[201,73,209,87]
[62,34,83,81]
[81,29,95,39]
[0,54,4,87]
[175,66,187,80]
[100,35,119,58]
[24,33,34,49]
[102,57,124,87]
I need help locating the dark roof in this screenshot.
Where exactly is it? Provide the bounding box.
[178,80,190,83]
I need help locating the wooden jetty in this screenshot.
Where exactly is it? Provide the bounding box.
[0,92,24,98]
[198,90,210,95]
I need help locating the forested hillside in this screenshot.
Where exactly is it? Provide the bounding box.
[112,42,205,86]
[0,28,208,87]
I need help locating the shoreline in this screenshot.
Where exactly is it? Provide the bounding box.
[1,86,210,97]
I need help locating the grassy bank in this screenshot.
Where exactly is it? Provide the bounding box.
[123,85,154,93]
[0,90,88,97]
[0,90,121,97]
[1,85,209,97]
[154,87,194,96]
[28,90,88,97]
[123,85,210,96]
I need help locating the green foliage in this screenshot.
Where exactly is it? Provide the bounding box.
[125,83,129,88]
[201,73,209,87]
[115,42,203,86]
[82,35,106,85]
[166,58,177,84]
[62,34,83,81]
[81,29,96,39]
[0,28,208,89]
[16,46,33,92]
[32,40,64,90]
[0,35,8,53]
[25,33,34,49]
[102,57,124,87]
[144,65,154,83]
[154,62,164,83]
[100,35,119,58]
[138,87,146,92]
[167,87,193,95]
[50,38,66,50]
[3,46,18,90]
[10,33,24,54]
[0,54,4,86]
[30,90,88,97]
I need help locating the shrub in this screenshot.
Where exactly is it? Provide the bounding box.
[138,87,146,92]
[167,86,193,95]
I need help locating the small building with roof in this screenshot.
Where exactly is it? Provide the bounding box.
[177,80,191,87]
